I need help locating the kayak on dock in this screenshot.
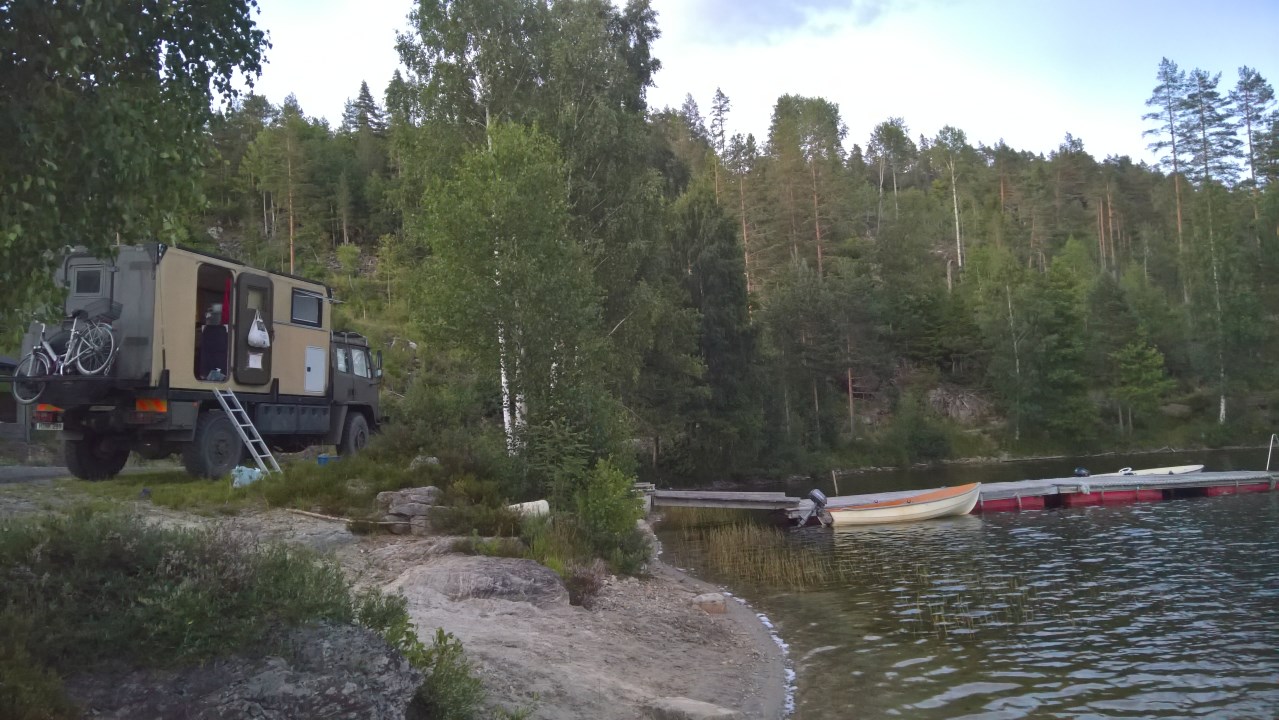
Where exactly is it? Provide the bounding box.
[816,483,982,526]
[1090,464,1204,477]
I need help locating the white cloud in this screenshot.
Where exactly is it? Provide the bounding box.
[252,0,412,123]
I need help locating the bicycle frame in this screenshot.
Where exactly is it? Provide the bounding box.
[31,315,91,376]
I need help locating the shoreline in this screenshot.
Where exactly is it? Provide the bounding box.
[269,511,792,719]
[0,482,791,719]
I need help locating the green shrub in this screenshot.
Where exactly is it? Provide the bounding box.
[261,446,446,516]
[0,508,489,719]
[573,459,643,543]
[408,628,486,720]
[450,533,525,558]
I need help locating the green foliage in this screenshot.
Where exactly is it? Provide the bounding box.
[432,476,524,537]
[1111,336,1176,430]
[355,597,485,720]
[573,459,644,546]
[410,628,486,720]
[1,0,266,325]
[883,392,952,465]
[0,509,347,715]
[0,509,492,720]
[259,448,444,517]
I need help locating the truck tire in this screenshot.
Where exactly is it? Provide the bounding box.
[65,433,130,481]
[338,411,370,457]
[183,410,243,478]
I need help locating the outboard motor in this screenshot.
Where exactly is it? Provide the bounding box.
[792,488,833,526]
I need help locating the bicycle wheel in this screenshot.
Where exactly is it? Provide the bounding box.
[74,323,115,375]
[11,352,50,404]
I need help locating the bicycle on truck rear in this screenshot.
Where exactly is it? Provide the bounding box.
[11,298,120,405]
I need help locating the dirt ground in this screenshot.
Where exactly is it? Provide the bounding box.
[0,478,788,719]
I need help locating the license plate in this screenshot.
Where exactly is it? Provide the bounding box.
[35,422,63,431]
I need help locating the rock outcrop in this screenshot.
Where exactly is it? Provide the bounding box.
[65,623,422,720]
[645,696,743,719]
[386,554,569,608]
[376,486,443,536]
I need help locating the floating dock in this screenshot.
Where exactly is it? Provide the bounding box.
[647,471,1279,522]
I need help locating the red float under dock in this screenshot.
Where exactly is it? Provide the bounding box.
[972,496,1046,513]
[1060,489,1165,507]
[1204,482,1274,496]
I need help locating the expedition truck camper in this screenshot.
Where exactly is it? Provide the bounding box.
[17,244,380,479]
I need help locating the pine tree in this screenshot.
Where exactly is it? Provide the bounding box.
[709,88,730,203]
[1143,58,1189,252]
[1230,67,1275,189]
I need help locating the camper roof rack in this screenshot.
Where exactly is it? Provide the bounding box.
[333,330,369,346]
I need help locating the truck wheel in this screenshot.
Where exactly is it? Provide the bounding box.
[183,410,243,478]
[338,412,369,456]
[65,433,130,481]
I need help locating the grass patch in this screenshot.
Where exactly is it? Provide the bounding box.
[0,507,489,720]
[62,469,259,515]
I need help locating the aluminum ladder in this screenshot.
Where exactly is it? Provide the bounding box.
[213,388,281,473]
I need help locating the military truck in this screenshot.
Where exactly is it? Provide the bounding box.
[15,244,381,480]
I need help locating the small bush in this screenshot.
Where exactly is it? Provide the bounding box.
[450,533,525,558]
[407,628,486,720]
[573,459,643,543]
[563,559,609,608]
[356,594,485,720]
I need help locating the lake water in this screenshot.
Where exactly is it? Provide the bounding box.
[659,451,1279,719]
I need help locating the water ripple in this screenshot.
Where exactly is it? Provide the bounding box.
[665,493,1279,719]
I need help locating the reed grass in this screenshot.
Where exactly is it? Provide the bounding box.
[662,518,1047,639]
[656,506,759,530]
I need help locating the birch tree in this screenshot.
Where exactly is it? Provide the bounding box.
[414,123,602,455]
[1180,68,1240,424]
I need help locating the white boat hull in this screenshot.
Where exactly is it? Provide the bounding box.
[1093,464,1204,477]
[825,483,981,526]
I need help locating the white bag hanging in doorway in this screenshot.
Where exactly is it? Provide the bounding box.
[247,310,271,349]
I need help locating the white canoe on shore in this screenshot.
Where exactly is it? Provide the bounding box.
[1092,464,1204,477]
[823,483,981,526]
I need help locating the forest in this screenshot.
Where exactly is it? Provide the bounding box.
[9,0,1279,485]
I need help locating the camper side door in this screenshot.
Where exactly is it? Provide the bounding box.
[234,273,273,385]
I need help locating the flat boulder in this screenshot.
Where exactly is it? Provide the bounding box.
[386,555,568,608]
[376,486,442,512]
[691,593,727,615]
[645,696,742,720]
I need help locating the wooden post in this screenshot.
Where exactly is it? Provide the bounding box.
[831,469,840,496]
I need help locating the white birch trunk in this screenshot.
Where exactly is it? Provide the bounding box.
[950,160,963,268]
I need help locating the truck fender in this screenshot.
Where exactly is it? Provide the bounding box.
[326,405,350,445]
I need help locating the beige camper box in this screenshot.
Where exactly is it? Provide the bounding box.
[23,244,380,480]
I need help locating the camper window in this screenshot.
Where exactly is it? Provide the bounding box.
[291,289,322,327]
[335,347,350,374]
[72,267,103,296]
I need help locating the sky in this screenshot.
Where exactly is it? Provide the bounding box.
[251,0,1279,163]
